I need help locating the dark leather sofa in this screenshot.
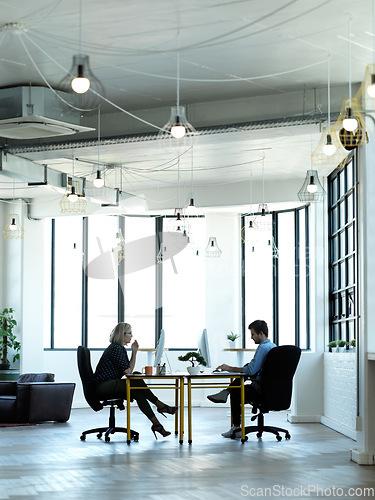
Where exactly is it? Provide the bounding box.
[0,373,75,423]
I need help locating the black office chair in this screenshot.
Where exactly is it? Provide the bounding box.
[77,346,139,443]
[237,345,301,443]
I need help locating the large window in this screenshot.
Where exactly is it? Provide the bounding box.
[49,214,206,349]
[86,215,119,348]
[123,216,156,347]
[242,206,310,348]
[162,217,206,348]
[328,154,357,344]
[52,217,83,348]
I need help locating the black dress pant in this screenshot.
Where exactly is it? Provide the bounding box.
[228,378,260,426]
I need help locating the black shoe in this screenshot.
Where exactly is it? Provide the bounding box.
[157,405,178,418]
[151,424,171,439]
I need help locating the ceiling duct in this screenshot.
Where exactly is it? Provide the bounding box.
[0,86,94,139]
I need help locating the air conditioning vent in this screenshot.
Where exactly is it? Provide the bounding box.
[0,86,94,139]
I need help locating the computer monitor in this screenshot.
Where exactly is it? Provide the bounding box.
[198,328,211,368]
[153,329,165,367]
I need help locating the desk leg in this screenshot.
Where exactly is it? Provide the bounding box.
[187,378,192,444]
[126,377,131,445]
[240,377,246,444]
[179,377,184,445]
[174,379,179,436]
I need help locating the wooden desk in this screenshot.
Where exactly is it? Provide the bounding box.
[125,373,185,445]
[186,372,247,444]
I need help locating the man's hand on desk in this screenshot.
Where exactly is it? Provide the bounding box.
[215,363,243,373]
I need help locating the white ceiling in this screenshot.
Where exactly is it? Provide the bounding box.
[0,0,373,204]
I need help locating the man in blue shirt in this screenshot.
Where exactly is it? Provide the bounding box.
[207,320,276,437]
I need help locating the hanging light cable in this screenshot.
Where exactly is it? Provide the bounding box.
[93,107,104,188]
[343,19,358,132]
[323,55,336,156]
[159,33,195,139]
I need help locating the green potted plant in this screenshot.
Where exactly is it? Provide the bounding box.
[178,351,207,375]
[0,308,20,370]
[227,331,240,348]
[349,339,356,352]
[327,340,338,353]
[337,340,347,352]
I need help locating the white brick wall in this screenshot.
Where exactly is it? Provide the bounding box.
[323,352,357,431]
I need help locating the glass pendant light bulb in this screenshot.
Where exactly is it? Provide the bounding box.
[323,134,336,156]
[71,64,90,94]
[68,186,78,202]
[93,170,104,188]
[343,107,358,131]
[170,114,186,138]
[307,176,318,194]
[367,74,375,98]
[171,124,186,139]
[9,218,17,231]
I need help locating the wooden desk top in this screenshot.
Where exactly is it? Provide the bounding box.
[223,348,256,351]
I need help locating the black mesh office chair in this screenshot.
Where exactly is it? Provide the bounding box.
[77,346,139,443]
[237,345,301,443]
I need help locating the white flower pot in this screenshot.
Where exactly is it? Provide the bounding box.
[187,365,200,375]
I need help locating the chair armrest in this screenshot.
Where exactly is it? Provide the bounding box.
[16,382,76,423]
[0,381,17,396]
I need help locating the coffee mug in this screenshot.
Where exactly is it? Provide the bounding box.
[142,365,153,375]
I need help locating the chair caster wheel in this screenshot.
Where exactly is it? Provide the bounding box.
[97,433,102,439]
[105,435,110,442]
[285,433,291,440]
[133,435,139,442]
[80,435,86,441]
[256,432,262,438]
[276,435,282,441]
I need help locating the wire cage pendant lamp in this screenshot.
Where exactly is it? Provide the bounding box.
[3,180,24,240]
[205,236,222,258]
[59,0,104,110]
[298,169,325,203]
[159,36,195,139]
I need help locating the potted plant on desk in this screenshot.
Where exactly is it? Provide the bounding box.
[227,331,240,348]
[0,308,20,370]
[178,352,207,375]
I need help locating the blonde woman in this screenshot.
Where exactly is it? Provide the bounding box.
[94,322,177,438]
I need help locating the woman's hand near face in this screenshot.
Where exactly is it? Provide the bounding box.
[131,339,139,352]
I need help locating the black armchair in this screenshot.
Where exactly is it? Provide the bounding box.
[77,346,139,443]
[237,345,301,443]
[0,373,75,424]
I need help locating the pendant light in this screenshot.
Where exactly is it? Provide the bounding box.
[298,169,325,202]
[368,1,375,97]
[93,107,104,188]
[323,56,336,156]
[60,157,87,213]
[3,180,24,240]
[168,158,190,235]
[205,236,222,258]
[343,20,358,132]
[159,34,195,139]
[185,147,203,216]
[59,0,103,110]
[256,157,272,231]
[241,169,258,243]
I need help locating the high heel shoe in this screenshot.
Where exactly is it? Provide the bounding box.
[151,424,171,439]
[157,405,178,418]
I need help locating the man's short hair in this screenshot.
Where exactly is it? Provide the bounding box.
[248,320,268,337]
